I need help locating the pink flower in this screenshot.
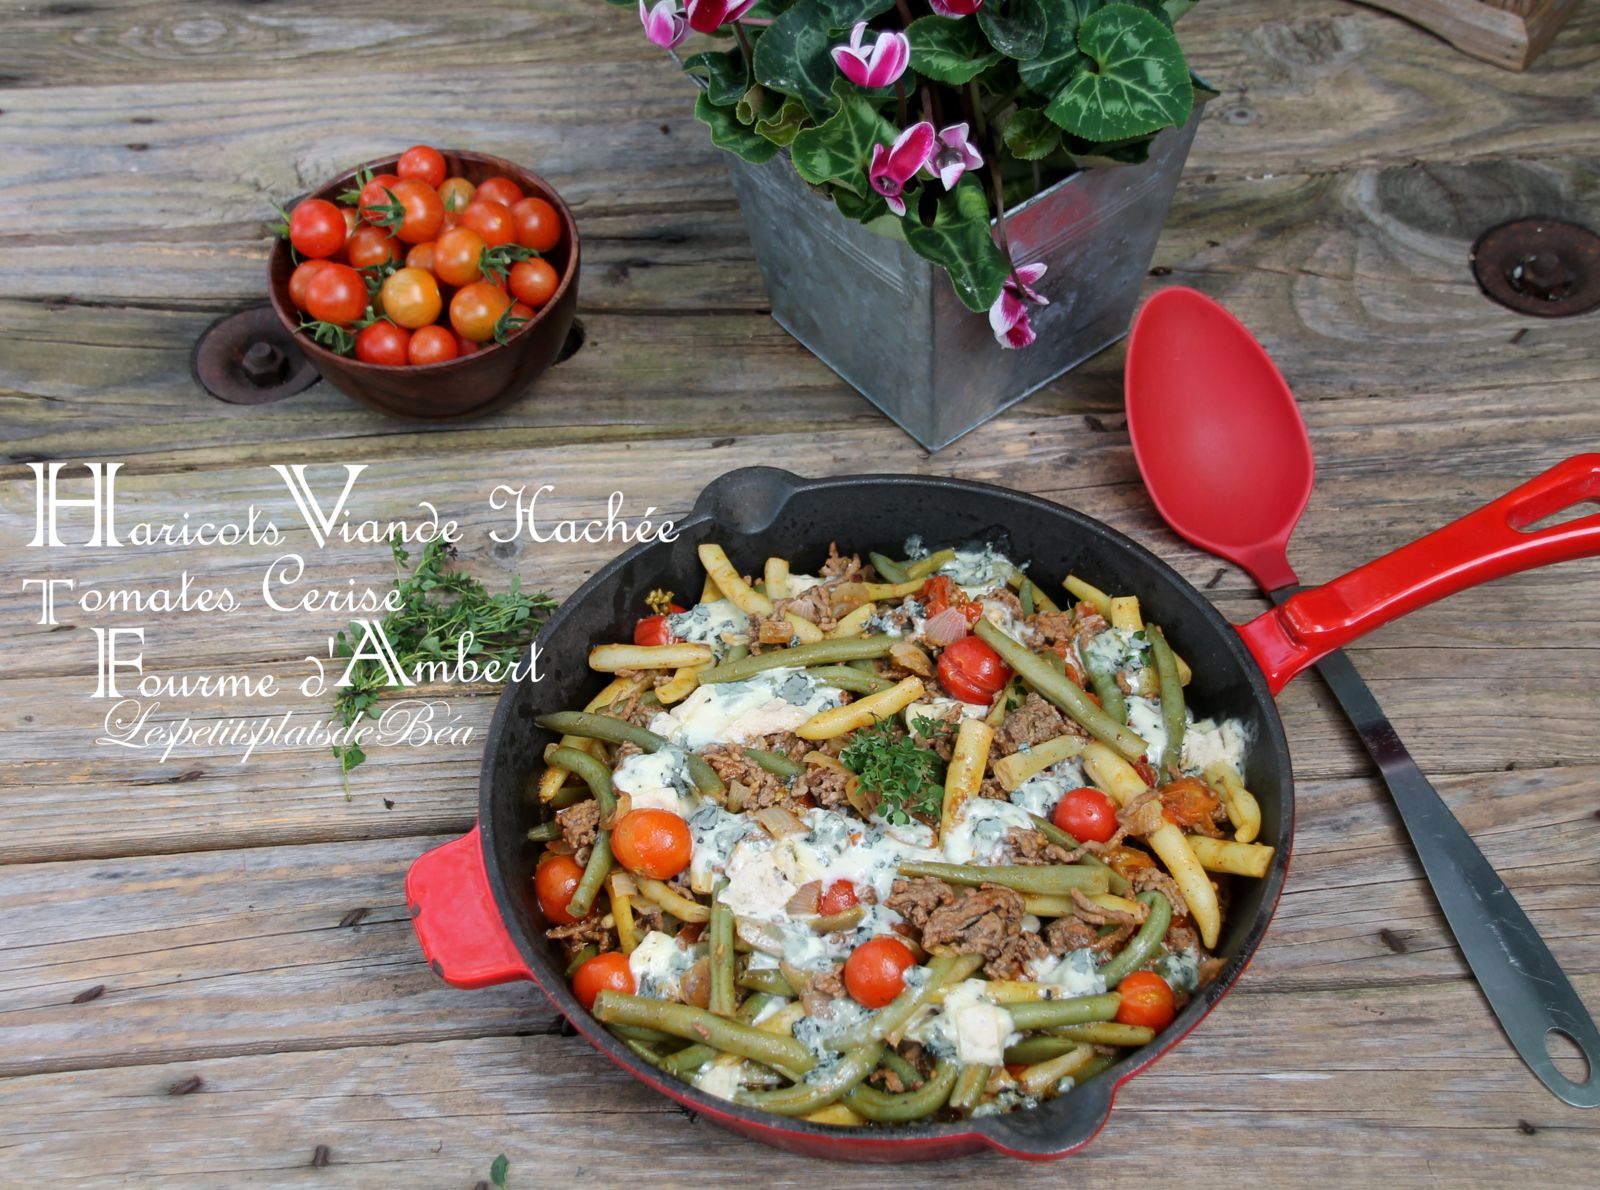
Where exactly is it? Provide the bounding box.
[930,0,985,15]
[870,122,936,217]
[990,262,1049,349]
[639,0,690,49]
[831,21,912,89]
[929,122,983,189]
[685,0,757,34]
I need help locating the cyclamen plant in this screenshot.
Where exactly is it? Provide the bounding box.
[621,0,1204,347]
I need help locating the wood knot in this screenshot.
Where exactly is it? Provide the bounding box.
[1378,928,1409,954]
[166,1075,204,1096]
[1517,1119,1537,1135]
[310,1145,332,1167]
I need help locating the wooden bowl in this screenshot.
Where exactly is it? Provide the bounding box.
[268,150,580,420]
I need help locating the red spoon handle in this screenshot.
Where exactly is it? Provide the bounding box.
[1240,454,1600,693]
[405,826,535,988]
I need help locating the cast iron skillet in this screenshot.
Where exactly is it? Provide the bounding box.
[407,461,1600,1161]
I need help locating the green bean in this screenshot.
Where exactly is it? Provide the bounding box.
[1020,579,1035,617]
[709,878,736,1017]
[547,784,590,809]
[737,967,796,998]
[536,713,724,800]
[639,690,662,708]
[724,644,750,664]
[1003,1036,1077,1065]
[736,1043,884,1116]
[1149,626,1185,777]
[1044,649,1066,675]
[526,821,560,843]
[549,745,616,918]
[1006,994,1122,1030]
[1064,1051,1118,1088]
[696,637,896,684]
[810,906,867,934]
[869,552,911,584]
[1049,1022,1156,1047]
[1027,815,1130,895]
[593,992,814,1076]
[1097,891,1172,988]
[742,747,803,780]
[905,548,956,580]
[1008,567,1059,614]
[846,658,881,674]
[564,945,597,977]
[846,1058,960,1122]
[974,619,1148,762]
[610,1024,682,1046]
[829,954,983,1051]
[877,1049,924,1090]
[896,860,1109,897]
[805,665,893,694]
[1085,658,1128,726]
[622,1037,669,1069]
[948,1063,991,1113]
[658,993,775,1077]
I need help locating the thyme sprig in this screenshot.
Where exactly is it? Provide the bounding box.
[839,718,947,825]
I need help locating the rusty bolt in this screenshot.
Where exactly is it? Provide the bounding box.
[1508,251,1576,302]
[240,341,288,387]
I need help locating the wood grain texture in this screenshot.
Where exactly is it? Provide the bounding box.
[2,0,1599,1183]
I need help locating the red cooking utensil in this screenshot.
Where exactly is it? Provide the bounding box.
[1126,284,1600,1108]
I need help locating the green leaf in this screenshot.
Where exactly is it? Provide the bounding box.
[695,91,782,164]
[683,48,750,108]
[977,0,1049,60]
[490,1154,509,1188]
[1164,0,1198,21]
[1002,108,1062,160]
[789,81,894,195]
[753,0,896,120]
[906,16,1003,85]
[901,177,1010,313]
[756,97,812,146]
[737,85,778,126]
[832,186,890,223]
[1045,4,1192,142]
[1016,5,1084,96]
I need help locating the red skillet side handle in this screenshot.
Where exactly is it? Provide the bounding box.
[406,826,534,988]
[1240,454,1600,692]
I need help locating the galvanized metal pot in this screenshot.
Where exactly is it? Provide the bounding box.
[722,107,1207,451]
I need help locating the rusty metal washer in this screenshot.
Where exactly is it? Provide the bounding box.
[191,306,322,404]
[1470,217,1600,319]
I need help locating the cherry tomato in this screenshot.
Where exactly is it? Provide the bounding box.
[844,936,916,1008]
[356,173,402,222]
[611,809,693,880]
[288,198,347,260]
[572,950,635,1012]
[1052,787,1119,844]
[634,604,685,646]
[408,324,460,365]
[450,280,512,342]
[339,207,360,245]
[397,144,447,189]
[433,226,488,288]
[937,635,1013,704]
[511,196,562,252]
[383,179,445,244]
[1133,758,1159,788]
[354,320,411,366]
[459,198,515,248]
[454,330,482,356]
[1116,971,1176,1030]
[287,259,334,312]
[534,854,585,925]
[303,262,368,325]
[510,257,559,307]
[475,174,525,207]
[345,224,402,270]
[438,176,476,213]
[400,243,431,273]
[819,879,859,917]
[509,301,534,322]
[922,575,984,626]
[379,267,443,330]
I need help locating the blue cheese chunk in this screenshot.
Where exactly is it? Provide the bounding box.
[648,668,841,750]
[627,930,698,1000]
[612,748,695,814]
[941,797,1036,865]
[1008,759,1088,819]
[916,980,1019,1065]
[1028,947,1108,998]
[667,599,752,658]
[939,544,1015,596]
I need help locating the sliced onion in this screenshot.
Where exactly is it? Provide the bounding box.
[754,805,809,839]
[735,916,786,956]
[922,606,970,647]
[889,640,935,677]
[785,879,822,916]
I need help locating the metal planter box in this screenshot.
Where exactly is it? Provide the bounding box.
[723,107,1206,451]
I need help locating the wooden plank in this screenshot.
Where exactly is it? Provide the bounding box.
[1355,0,1582,70]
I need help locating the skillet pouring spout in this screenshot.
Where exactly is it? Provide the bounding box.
[1236,454,1600,693]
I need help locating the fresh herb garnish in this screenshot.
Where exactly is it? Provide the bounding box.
[910,715,954,740]
[840,719,945,825]
[488,1154,509,1189]
[330,536,557,773]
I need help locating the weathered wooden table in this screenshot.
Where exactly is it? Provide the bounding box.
[3,1,1597,1185]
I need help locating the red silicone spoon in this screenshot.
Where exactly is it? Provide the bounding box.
[1124,285,1600,1107]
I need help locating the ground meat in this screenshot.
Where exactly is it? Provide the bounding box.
[793,763,853,810]
[1044,915,1098,953]
[1073,603,1109,646]
[556,800,600,854]
[771,587,837,632]
[1091,922,1136,954]
[612,740,644,767]
[798,964,848,1017]
[978,774,1010,801]
[1129,865,1191,918]
[820,543,866,580]
[1165,920,1200,955]
[984,587,1026,618]
[1070,887,1139,928]
[755,731,811,762]
[885,877,962,932]
[920,883,1025,961]
[702,744,790,808]
[868,1066,907,1093]
[985,930,1050,980]
[546,915,616,963]
[1029,610,1078,646]
[618,696,659,729]
[993,692,1077,756]
[1005,826,1081,866]
[1117,789,1166,838]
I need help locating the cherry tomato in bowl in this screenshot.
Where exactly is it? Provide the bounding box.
[397,144,447,189]
[1116,971,1177,1030]
[1052,786,1120,844]
[534,854,585,926]
[572,951,635,1012]
[288,198,347,260]
[844,936,916,1008]
[612,809,693,880]
[355,320,410,366]
[937,635,1013,704]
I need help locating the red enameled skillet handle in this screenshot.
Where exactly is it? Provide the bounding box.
[1239,454,1600,694]
[406,826,534,988]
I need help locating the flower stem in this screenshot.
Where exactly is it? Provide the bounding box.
[896,78,908,126]
[732,21,754,70]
